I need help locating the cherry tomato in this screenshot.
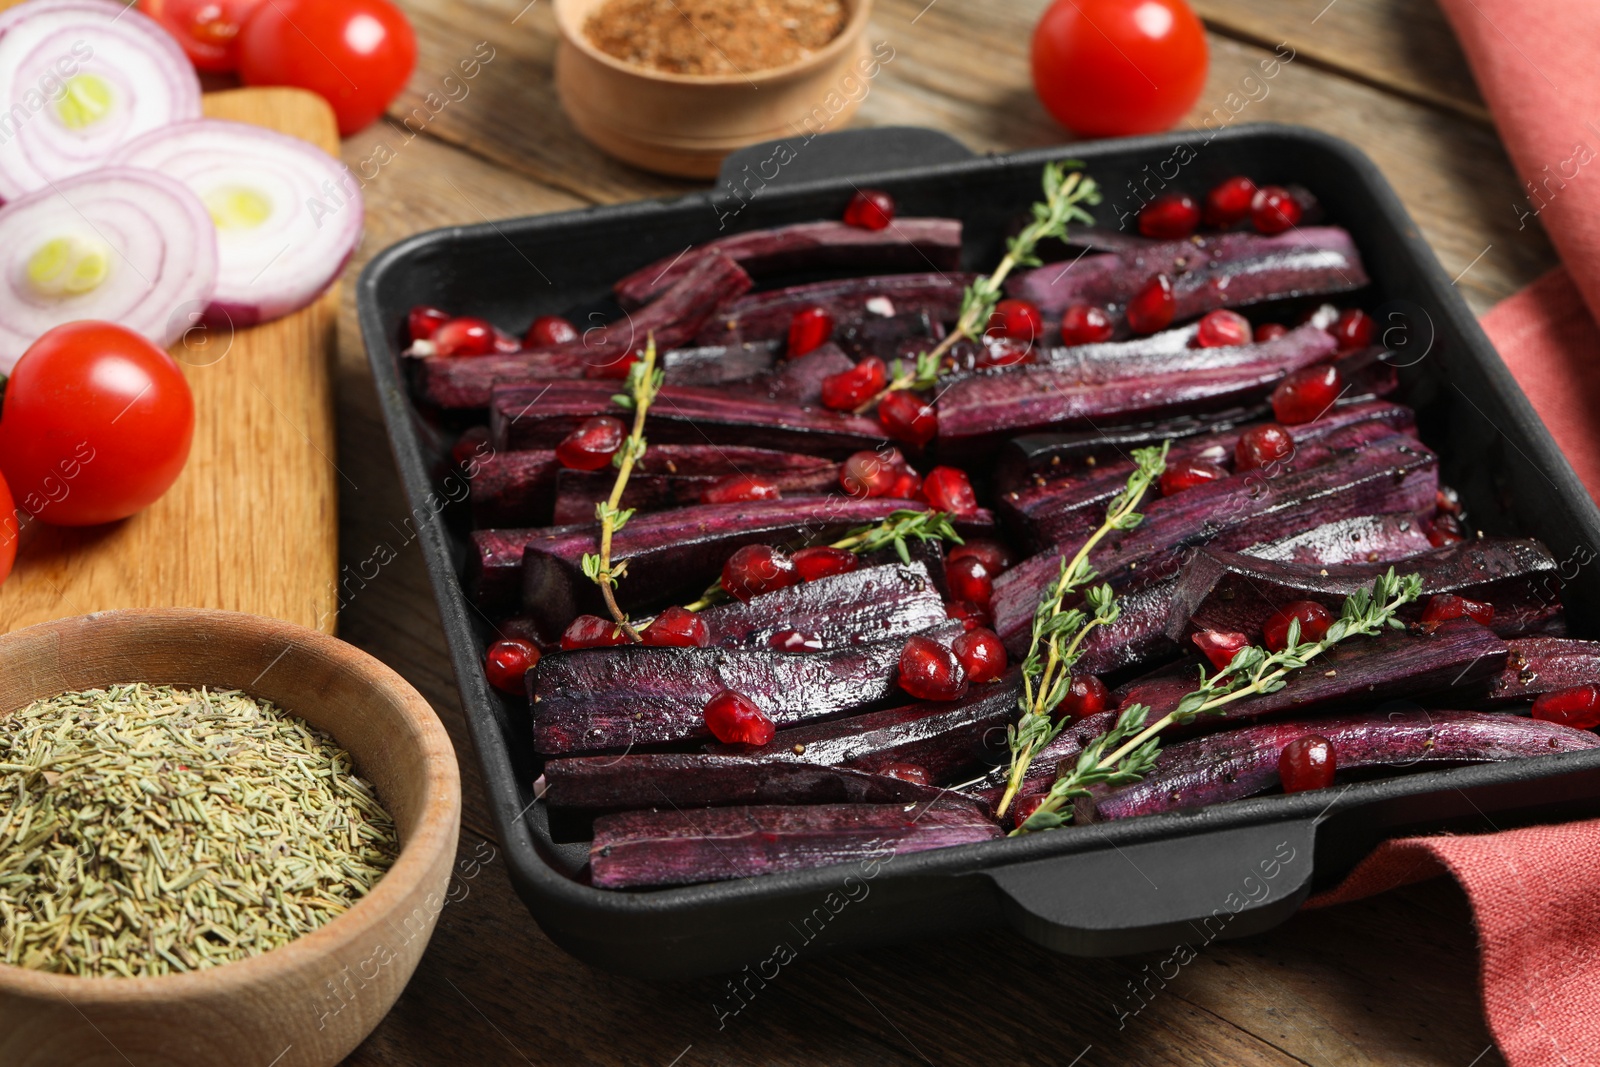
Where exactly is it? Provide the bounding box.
[237,0,417,136]
[1032,0,1209,137]
[0,322,195,527]
[139,0,267,73]
[0,471,15,586]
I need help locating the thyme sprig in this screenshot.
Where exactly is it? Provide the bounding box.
[579,335,663,641]
[1014,568,1426,834]
[995,443,1167,819]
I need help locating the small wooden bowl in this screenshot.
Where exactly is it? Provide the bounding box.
[555,0,875,178]
[0,609,461,1067]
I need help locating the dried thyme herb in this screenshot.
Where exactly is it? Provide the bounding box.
[0,684,399,977]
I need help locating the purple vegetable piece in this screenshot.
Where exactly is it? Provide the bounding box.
[962,709,1117,810]
[1242,512,1435,568]
[1485,638,1600,705]
[1083,710,1600,822]
[651,341,780,385]
[469,449,558,528]
[698,562,947,650]
[725,343,855,407]
[1007,226,1368,322]
[552,466,838,525]
[613,218,964,308]
[695,272,976,346]
[588,797,1002,889]
[834,309,945,363]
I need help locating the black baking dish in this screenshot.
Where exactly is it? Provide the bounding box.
[357,123,1600,977]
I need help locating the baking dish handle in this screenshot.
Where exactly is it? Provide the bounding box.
[715,127,976,189]
[985,818,1319,956]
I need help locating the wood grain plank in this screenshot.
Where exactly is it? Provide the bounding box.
[0,88,340,635]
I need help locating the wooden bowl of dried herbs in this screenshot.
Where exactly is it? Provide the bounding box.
[554,0,876,177]
[0,609,461,1067]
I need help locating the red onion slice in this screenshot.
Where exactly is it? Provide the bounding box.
[0,0,201,201]
[112,119,363,325]
[0,166,218,372]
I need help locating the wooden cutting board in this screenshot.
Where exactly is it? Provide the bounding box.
[0,87,340,634]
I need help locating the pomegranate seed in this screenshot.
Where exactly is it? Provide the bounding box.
[704,690,776,745]
[409,305,450,342]
[889,469,923,499]
[769,629,825,652]
[791,546,859,581]
[820,357,887,411]
[641,605,711,647]
[1263,600,1336,652]
[1329,308,1375,351]
[1532,685,1600,729]
[1060,304,1115,345]
[1204,176,1257,227]
[721,544,799,601]
[897,635,969,701]
[988,298,1044,342]
[878,762,931,785]
[839,449,900,497]
[1236,423,1295,471]
[1195,309,1252,348]
[452,426,492,467]
[1437,487,1464,515]
[1251,185,1302,235]
[947,555,994,608]
[589,348,641,380]
[555,416,626,471]
[1420,593,1494,627]
[1057,674,1110,722]
[843,188,895,230]
[788,305,834,357]
[525,314,580,347]
[1192,629,1250,671]
[1255,323,1288,341]
[1012,792,1047,829]
[1279,735,1336,793]
[945,600,991,631]
[952,627,1007,682]
[878,390,937,447]
[1138,192,1201,239]
[1429,511,1466,548]
[1271,365,1343,425]
[700,474,781,505]
[484,638,540,694]
[948,539,1014,574]
[922,466,978,515]
[492,330,522,353]
[560,615,629,650]
[1126,273,1176,334]
[976,335,1033,369]
[433,317,499,358]
[1161,459,1228,496]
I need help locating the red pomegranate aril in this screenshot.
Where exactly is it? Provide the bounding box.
[788,305,835,357]
[1420,593,1495,627]
[897,635,969,701]
[484,638,540,694]
[700,474,781,505]
[1236,423,1295,471]
[820,356,887,411]
[1126,273,1176,335]
[1192,629,1250,671]
[1329,308,1375,351]
[839,449,900,498]
[791,545,858,582]
[1012,792,1047,829]
[1271,364,1343,425]
[922,466,978,515]
[952,627,1007,682]
[1263,600,1336,652]
[843,188,895,230]
[878,762,932,785]
[1195,309,1252,348]
[492,330,522,353]
[555,416,626,471]
[1251,185,1302,235]
[1138,192,1201,239]
[1057,674,1110,722]
[948,538,1014,574]
[988,298,1044,341]
[878,390,937,447]
[947,555,994,609]
[946,600,991,631]
[1255,323,1288,341]
[452,425,492,467]
[976,335,1033,369]
[560,615,630,650]
[721,544,799,601]
[1429,511,1466,548]
[1204,175,1257,227]
[889,469,923,499]
[1161,459,1228,496]
[1532,685,1600,729]
[433,316,499,358]
[525,314,580,347]
[1279,735,1336,793]
[408,305,450,342]
[703,690,776,746]
[641,605,711,648]
[591,348,641,380]
[768,629,825,653]
[1060,304,1115,345]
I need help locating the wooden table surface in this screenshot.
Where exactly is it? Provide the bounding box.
[331,1,1555,1063]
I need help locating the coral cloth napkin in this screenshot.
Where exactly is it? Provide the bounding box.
[1308,2,1600,1064]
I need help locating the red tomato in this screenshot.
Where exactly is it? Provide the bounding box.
[139,0,267,73]
[237,0,417,136]
[0,323,195,527]
[1032,0,1209,137]
[0,471,15,586]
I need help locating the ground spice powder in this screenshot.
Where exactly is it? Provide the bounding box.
[585,0,847,77]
